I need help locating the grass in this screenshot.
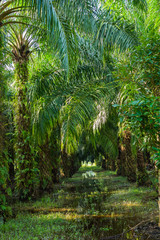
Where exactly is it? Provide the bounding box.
[0,165,158,240]
[0,213,93,240]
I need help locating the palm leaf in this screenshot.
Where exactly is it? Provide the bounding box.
[96,7,138,52]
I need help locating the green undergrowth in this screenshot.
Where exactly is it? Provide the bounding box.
[0,166,158,240]
[0,213,98,240]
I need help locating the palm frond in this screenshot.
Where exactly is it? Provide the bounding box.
[96,7,138,52]
[6,25,38,62]
[125,0,147,11]
[30,58,113,149]
[52,0,98,34]
[94,109,118,159]
[0,0,24,27]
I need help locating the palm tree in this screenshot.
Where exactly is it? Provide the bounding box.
[8,26,38,199]
[28,0,139,181]
[0,0,93,158]
[30,57,109,179]
[0,0,29,208]
[1,0,141,203]
[0,0,74,198]
[30,49,119,179]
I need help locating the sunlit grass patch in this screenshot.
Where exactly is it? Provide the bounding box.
[121,201,141,207]
[78,163,102,173]
[0,213,93,240]
[13,195,57,210]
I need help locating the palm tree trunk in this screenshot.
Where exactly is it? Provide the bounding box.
[111,158,116,171]
[61,149,71,178]
[116,138,126,176]
[61,149,80,178]
[105,155,111,170]
[0,33,5,164]
[7,115,15,191]
[101,158,107,170]
[0,33,9,218]
[39,133,60,191]
[14,61,35,199]
[123,130,136,182]
[39,142,53,191]
[136,148,149,186]
[69,154,81,176]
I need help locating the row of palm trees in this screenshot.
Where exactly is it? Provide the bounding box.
[0,0,159,218]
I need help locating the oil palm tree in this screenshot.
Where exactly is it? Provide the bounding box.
[28,1,139,182]
[30,60,109,182]
[29,43,118,181]
[0,0,21,215]
[0,0,96,169]
[0,0,29,207]
[1,0,141,202]
[0,0,74,198]
[7,26,38,199]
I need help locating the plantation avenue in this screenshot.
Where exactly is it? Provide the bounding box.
[0,0,159,239]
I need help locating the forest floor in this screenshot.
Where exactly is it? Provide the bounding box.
[0,165,159,240]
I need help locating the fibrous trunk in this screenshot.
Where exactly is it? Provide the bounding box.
[39,138,60,192]
[123,130,136,182]
[116,138,126,176]
[61,149,80,178]
[39,143,53,191]
[14,61,35,199]
[0,33,9,218]
[136,148,149,186]
[61,149,72,178]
